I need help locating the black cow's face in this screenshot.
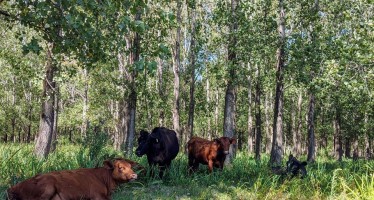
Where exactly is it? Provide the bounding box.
[135,130,150,157]
[286,154,307,178]
[214,137,237,155]
[135,130,163,157]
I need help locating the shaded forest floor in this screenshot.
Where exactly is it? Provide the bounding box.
[0,143,373,200]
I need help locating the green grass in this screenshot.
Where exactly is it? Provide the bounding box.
[1,143,373,200]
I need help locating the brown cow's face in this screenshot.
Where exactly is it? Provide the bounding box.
[110,159,138,183]
[215,137,236,155]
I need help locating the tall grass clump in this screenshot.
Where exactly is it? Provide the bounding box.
[1,142,373,200]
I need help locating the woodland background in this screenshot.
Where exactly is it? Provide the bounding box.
[0,0,373,199]
[0,0,373,166]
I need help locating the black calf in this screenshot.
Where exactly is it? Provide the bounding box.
[286,154,307,178]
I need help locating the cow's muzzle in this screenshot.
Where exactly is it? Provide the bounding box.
[130,173,138,180]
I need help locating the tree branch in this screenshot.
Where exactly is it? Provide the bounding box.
[0,9,11,18]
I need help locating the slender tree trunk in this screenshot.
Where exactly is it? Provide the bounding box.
[291,96,297,154]
[157,57,165,127]
[11,76,16,143]
[81,68,89,138]
[50,84,59,152]
[124,11,141,156]
[307,93,316,162]
[224,0,238,166]
[172,0,182,142]
[3,128,8,143]
[26,82,33,143]
[265,92,272,154]
[306,0,319,163]
[115,54,126,151]
[11,118,15,143]
[214,88,220,138]
[334,110,343,161]
[34,42,56,159]
[345,137,351,158]
[367,135,372,160]
[295,91,303,156]
[187,4,196,140]
[206,67,212,140]
[254,65,262,160]
[270,0,285,166]
[364,113,371,159]
[26,112,32,143]
[247,62,253,154]
[352,135,359,160]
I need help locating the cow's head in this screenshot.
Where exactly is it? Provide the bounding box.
[135,130,163,157]
[104,158,137,183]
[286,154,307,178]
[213,137,237,155]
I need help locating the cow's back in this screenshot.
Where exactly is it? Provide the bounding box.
[7,168,112,200]
[152,127,179,161]
[187,137,213,163]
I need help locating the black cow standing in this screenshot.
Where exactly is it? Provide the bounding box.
[135,127,179,178]
[286,154,308,179]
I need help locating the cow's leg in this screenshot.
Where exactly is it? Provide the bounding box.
[159,164,166,178]
[219,162,224,171]
[208,160,214,173]
[188,156,195,174]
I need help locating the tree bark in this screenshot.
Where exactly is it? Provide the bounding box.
[294,91,303,156]
[124,11,141,156]
[333,110,343,161]
[50,84,59,152]
[307,93,316,162]
[25,81,33,143]
[291,95,297,154]
[214,87,220,138]
[34,42,56,159]
[10,76,17,143]
[113,100,123,151]
[352,135,359,160]
[157,57,165,127]
[187,4,196,141]
[81,68,89,138]
[172,0,182,142]
[306,0,320,163]
[254,65,262,160]
[247,62,253,154]
[206,67,212,140]
[224,0,238,166]
[345,137,351,158]
[270,0,286,166]
[265,92,272,154]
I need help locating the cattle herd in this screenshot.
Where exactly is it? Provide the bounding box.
[6,127,308,200]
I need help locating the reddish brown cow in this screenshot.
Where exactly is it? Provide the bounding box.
[187,136,236,173]
[7,158,138,200]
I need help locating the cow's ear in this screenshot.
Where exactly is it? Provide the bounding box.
[213,138,221,144]
[301,161,307,166]
[103,160,114,169]
[150,135,160,143]
[140,130,149,137]
[230,137,237,144]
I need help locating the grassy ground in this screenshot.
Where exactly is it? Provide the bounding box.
[0,143,373,200]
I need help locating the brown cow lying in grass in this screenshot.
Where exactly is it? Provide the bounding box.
[187,136,236,173]
[7,158,139,200]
